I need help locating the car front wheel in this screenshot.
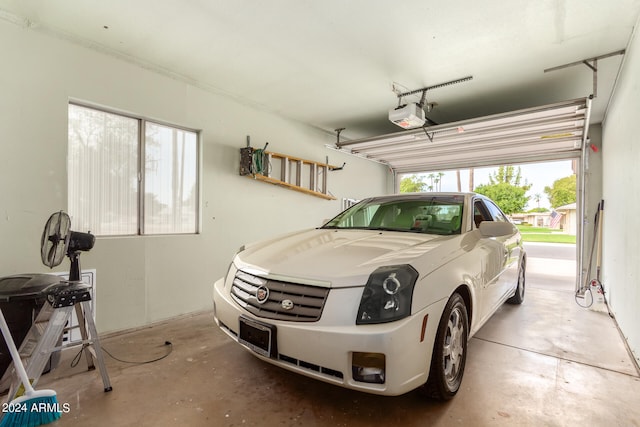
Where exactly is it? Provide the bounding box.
[423,292,469,400]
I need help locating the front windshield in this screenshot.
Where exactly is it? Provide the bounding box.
[323,196,464,235]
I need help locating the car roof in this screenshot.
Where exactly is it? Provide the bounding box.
[361,192,477,203]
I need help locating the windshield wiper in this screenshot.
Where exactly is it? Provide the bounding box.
[321,226,424,233]
[367,227,417,233]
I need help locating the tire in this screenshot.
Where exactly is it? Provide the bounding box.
[423,292,469,400]
[507,256,526,305]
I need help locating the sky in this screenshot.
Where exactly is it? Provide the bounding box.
[405,160,575,210]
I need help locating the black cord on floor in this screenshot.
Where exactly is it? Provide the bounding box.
[70,341,173,367]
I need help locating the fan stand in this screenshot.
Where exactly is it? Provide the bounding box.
[68,251,82,282]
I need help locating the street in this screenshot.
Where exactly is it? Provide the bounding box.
[523,241,576,261]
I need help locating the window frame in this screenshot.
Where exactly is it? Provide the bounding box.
[473,198,493,229]
[484,200,508,223]
[68,101,201,236]
[472,197,509,230]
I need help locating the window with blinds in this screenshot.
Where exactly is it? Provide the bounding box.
[68,103,199,236]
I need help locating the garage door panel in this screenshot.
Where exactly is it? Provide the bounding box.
[336,98,590,173]
[390,144,576,167]
[391,150,581,173]
[360,131,581,159]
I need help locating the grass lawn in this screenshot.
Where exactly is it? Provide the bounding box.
[516,225,576,244]
[516,225,553,233]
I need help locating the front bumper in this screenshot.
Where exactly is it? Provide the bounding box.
[212,276,447,396]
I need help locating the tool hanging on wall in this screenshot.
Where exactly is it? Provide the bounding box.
[240,136,339,200]
[575,200,610,315]
[239,136,266,176]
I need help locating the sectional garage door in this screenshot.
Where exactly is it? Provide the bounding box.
[335,97,591,174]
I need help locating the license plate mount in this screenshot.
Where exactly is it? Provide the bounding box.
[238,316,277,358]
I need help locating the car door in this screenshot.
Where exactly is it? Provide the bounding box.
[482,199,521,309]
[472,199,504,326]
[473,197,519,324]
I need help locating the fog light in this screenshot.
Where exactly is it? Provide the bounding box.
[352,352,385,384]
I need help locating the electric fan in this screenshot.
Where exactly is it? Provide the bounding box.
[40,211,95,281]
[0,212,96,388]
[40,211,71,269]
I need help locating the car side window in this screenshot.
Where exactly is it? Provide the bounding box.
[473,201,492,228]
[485,200,508,222]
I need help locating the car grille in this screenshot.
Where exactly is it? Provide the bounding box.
[230,270,329,322]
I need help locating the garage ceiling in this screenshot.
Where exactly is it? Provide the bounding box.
[1,1,639,141]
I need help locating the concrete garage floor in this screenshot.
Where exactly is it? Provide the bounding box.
[25,243,640,426]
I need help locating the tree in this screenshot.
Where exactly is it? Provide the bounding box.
[400,175,427,193]
[433,172,444,191]
[544,175,576,208]
[426,173,435,191]
[486,166,529,187]
[474,166,532,214]
[455,168,476,192]
[534,193,542,208]
[527,207,549,213]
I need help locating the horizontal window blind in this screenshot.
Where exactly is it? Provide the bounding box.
[68,104,199,236]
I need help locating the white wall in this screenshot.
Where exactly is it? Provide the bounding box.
[602,20,640,366]
[581,124,603,281]
[0,20,392,333]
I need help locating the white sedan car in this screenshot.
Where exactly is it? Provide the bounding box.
[212,192,525,399]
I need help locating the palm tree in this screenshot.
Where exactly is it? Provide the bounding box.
[534,193,542,208]
[436,172,445,191]
[427,173,436,192]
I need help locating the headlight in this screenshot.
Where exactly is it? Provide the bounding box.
[356,265,419,324]
[224,262,238,289]
[223,246,245,288]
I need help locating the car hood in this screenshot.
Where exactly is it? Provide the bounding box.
[234,228,461,288]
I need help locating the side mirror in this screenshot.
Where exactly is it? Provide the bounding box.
[479,221,516,237]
